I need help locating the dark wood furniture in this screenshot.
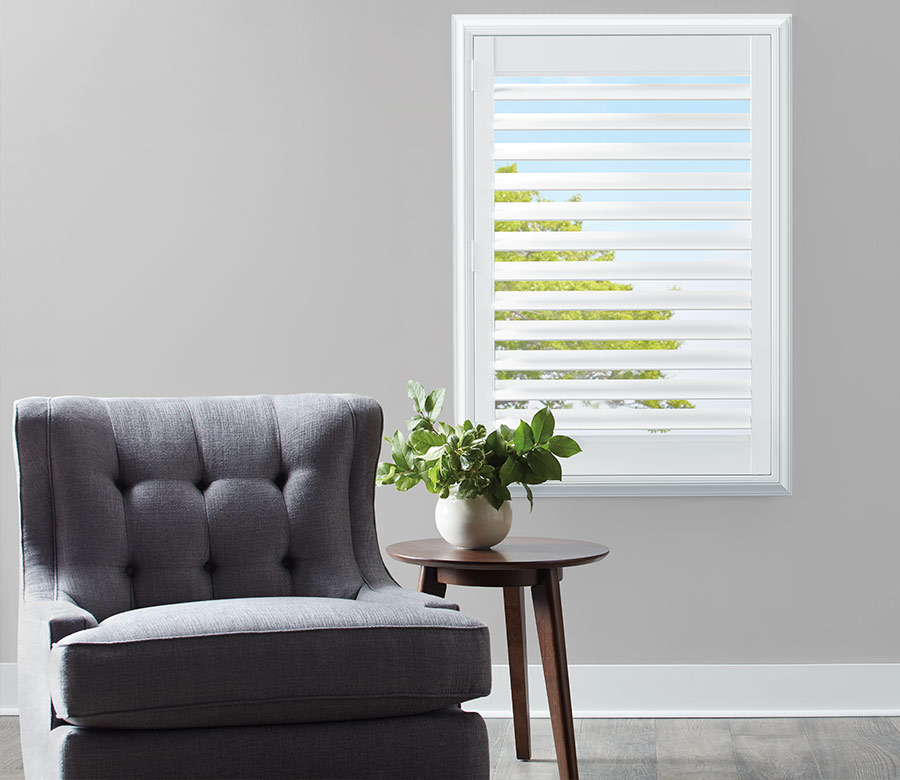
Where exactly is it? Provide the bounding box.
[386,537,609,780]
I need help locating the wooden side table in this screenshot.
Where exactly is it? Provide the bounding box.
[386,536,609,780]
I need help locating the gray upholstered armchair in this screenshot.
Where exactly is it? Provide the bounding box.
[15,394,490,779]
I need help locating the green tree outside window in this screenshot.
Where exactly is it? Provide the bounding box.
[494,163,694,414]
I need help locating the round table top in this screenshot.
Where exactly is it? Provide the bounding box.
[386,536,609,571]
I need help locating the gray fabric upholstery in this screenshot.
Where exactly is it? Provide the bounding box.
[17,395,380,620]
[16,394,491,779]
[50,595,490,728]
[49,708,489,780]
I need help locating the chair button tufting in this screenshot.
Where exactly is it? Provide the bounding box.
[203,560,215,573]
[115,479,128,492]
[196,478,210,492]
[282,556,295,570]
[124,564,135,577]
[274,472,288,491]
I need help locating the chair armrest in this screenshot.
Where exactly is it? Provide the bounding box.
[18,597,98,777]
[21,597,98,645]
[356,583,459,611]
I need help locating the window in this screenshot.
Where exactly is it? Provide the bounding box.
[452,15,791,495]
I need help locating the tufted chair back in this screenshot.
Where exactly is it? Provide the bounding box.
[15,394,386,621]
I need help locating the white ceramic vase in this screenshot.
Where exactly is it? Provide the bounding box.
[434,492,512,549]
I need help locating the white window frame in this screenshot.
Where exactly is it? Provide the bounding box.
[452,14,792,496]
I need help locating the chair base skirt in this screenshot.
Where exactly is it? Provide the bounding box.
[48,707,488,780]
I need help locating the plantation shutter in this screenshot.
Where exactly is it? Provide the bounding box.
[461,28,784,486]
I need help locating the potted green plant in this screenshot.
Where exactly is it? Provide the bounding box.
[376,381,582,549]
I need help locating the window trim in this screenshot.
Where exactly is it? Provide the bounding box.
[451,14,792,496]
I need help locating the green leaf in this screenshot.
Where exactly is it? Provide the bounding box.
[485,490,504,510]
[513,420,534,455]
[523,483,534,511]
[522,461,546,484]
[457,481,477,500]
[417,460,437,492]
[423,387,446,420]
[527,448,562,482]
[485,429,506,460]
[395,474,419,492]
[500,424,514,441]
[409,429,444,453]
[548,435,582,458]
[421,445,444,462]
[407,380,426,412]
[437,422,454,437]
[486,483,511,510]
[390,431,413,471]
[499,456,522,486]
[530,407,555,444]
[375,462,396,485]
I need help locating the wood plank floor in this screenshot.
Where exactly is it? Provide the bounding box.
[3,716,899,779]
[0,717,24,780]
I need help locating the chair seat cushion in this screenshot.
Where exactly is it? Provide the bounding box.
[49,596,491,729]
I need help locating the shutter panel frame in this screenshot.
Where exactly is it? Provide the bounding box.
[453,14,792,495]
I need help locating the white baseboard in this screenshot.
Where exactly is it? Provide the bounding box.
[466,663,900,718]
[1,663,17,715]
[2,661,898,718]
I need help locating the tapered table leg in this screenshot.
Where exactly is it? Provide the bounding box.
[503,586,531,760]
[417,566,447,597]
[532,568,578,780]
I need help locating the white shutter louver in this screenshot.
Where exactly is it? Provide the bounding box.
[491,70,752,435]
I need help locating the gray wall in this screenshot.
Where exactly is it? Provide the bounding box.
[2,0,899,667]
